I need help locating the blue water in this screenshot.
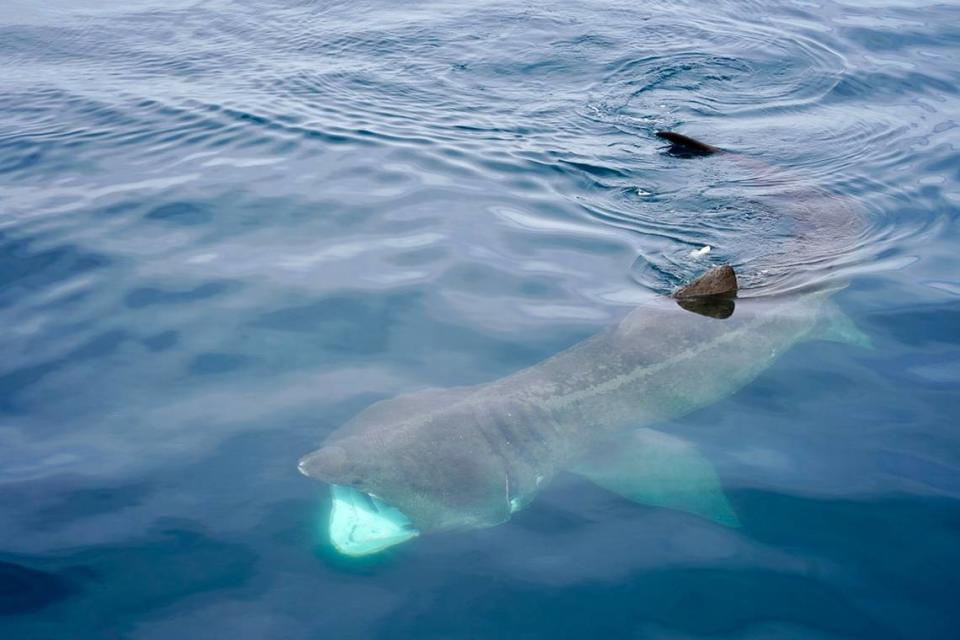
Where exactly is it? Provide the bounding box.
[1,0,959,637]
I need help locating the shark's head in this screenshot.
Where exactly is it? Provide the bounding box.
[298,429,512,556]
[298,442,420,556]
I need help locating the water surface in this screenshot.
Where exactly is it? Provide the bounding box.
[1,0,959,638]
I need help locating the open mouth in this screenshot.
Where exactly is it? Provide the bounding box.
[328,485,419,556]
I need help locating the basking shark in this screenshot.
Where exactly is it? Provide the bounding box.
[298,131,869,556]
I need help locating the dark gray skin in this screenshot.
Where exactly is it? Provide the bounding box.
[298,289,840,534]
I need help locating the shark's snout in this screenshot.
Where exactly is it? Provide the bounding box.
[297,458,310,477]
[298,445,420,555]
[298,445,347,480]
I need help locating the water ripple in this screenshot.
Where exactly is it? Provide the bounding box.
[1,0,960,636]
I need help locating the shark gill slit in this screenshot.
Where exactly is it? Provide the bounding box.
[471,409,521,503]
[497,399,556,471]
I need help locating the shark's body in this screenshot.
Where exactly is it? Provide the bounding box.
[300,289,865,554]
[298,131,869,556]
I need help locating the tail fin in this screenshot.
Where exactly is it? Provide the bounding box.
[814,304,873,350]
[656,130,722,157]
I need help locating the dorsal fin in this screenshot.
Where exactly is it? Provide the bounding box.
[656,130,721,157]
[674,265,738,299]
[672,265,739,319]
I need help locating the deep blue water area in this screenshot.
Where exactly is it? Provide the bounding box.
[2,0,959,638]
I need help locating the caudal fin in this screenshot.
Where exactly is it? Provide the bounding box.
[814,304,874,349]
[656,130,722,157]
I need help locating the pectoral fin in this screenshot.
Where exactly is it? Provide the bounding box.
[573,429,739,527]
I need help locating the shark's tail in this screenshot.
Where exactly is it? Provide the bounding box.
[656,128,866,297]
[656,131,738,309]
[655,130,722,156]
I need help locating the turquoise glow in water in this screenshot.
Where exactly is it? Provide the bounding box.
[1,0,959,637]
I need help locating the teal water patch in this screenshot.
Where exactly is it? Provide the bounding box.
[328,485,419,556]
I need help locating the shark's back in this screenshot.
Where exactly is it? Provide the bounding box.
[484,294,827,442]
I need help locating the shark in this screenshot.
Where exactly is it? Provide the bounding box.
[298,131,870,556]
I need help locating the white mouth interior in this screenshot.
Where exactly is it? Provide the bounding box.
[329,484,419,556]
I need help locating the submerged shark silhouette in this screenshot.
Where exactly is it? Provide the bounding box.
[298,132,870,556]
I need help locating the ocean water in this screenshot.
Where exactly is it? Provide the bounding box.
[1,0,959,637]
